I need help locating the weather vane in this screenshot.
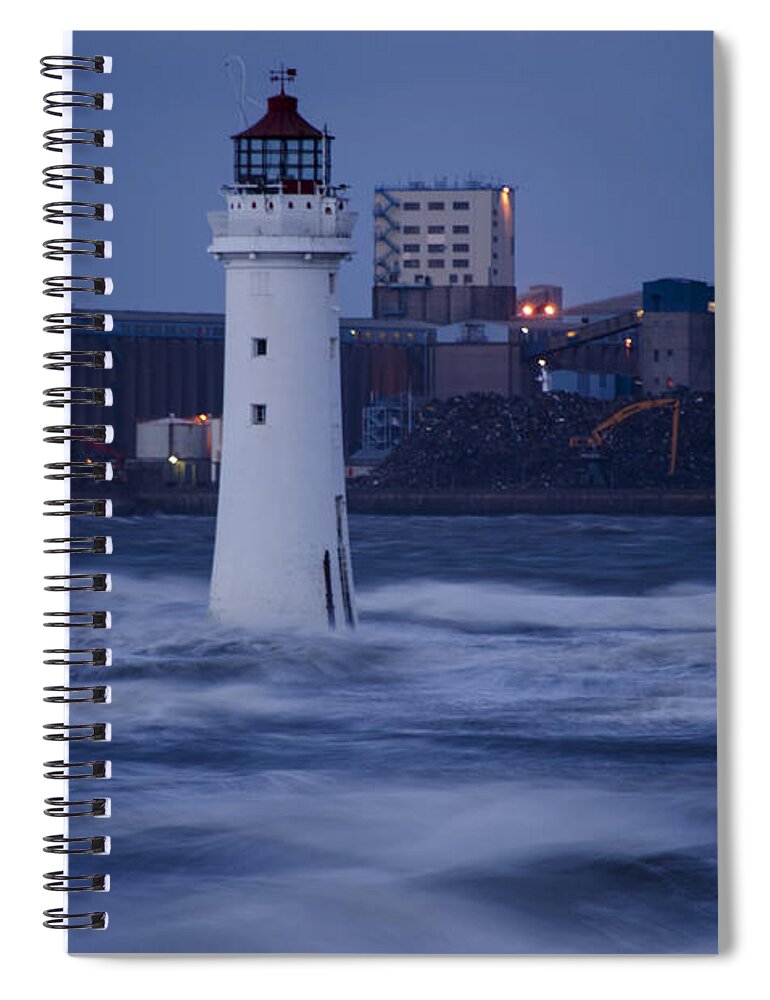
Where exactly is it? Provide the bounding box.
[270,64,297,94]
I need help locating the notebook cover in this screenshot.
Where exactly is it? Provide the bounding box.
[60,29,716,953]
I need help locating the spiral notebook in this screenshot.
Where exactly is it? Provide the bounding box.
[42,30,717,953]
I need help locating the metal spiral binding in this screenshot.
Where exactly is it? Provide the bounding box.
[40,55,110,79]
[42,53,112,932]
[43,164,111,188]
[44,351,113,369]
[43,238,110,259]
[43,128,111,153]
[43,536,112,555]
[44,462,112,481]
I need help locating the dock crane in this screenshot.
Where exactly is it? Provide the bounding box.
[569,397,681,476]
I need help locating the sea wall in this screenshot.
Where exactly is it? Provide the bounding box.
[107,486,715,517]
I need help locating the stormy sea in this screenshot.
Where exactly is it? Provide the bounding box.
[67,514,717,954]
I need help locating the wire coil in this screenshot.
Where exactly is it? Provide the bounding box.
[42,52,113,931]
[43,909,108,931]
[43,128,110,152]
[43,163,110,188]
[41,55,109,79]
[43,648,111,666]
[44,350,112,369]
[44,797,110,817]
[43,238,109,260]
[44,573,111,592]
[44,461,112,480]
[43,687,111,706]
[43,424,112,443]
[44,871,109,892]
[44,760,110,781]
[43,536,112,555]
[44,90,111,116]
[43,312,109,334]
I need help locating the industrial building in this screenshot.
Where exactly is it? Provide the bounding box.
[638,278,715,393]
[69,278,714,473]
[372,181,516,323]
[517,284,564,317]
[71,310,225,460]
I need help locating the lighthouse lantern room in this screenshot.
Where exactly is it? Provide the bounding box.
[208,69,356,631]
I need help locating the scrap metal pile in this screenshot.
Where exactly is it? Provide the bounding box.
[357,391,715,491]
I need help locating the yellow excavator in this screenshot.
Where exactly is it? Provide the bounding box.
[569,397,681,476]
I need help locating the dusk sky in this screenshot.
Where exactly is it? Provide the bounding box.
[74,30,713,315]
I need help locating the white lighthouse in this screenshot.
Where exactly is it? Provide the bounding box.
[208,69,356,631]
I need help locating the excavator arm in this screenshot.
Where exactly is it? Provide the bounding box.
[569,397,680,476]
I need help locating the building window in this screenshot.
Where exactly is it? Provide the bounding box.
[452,243,470,252]
[463,274,473,284]
[403,225,420,234]
[402,243,420,253]
[492,252,498,259]
[329,337,338,360]
[449,274,458,284]
[427,243,445,253]
[428,259,445,268]
[415,275,424,283]
[403,201,420,211]
[251,337,267,358]
[453,225,469,233]
[403,259,420,269]
[251,404,267,425]
[428,224,445,234]
[328,273,336,294]
[427,201,445,210]
[453,259,469,268]
[653,349,660,362]
[453,200,470,210]
[493,235,498,242]
[667,349,674,358]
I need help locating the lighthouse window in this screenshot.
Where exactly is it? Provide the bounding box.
[251,404,267,425]
[251,338,267,358]
[283,139,301,178]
